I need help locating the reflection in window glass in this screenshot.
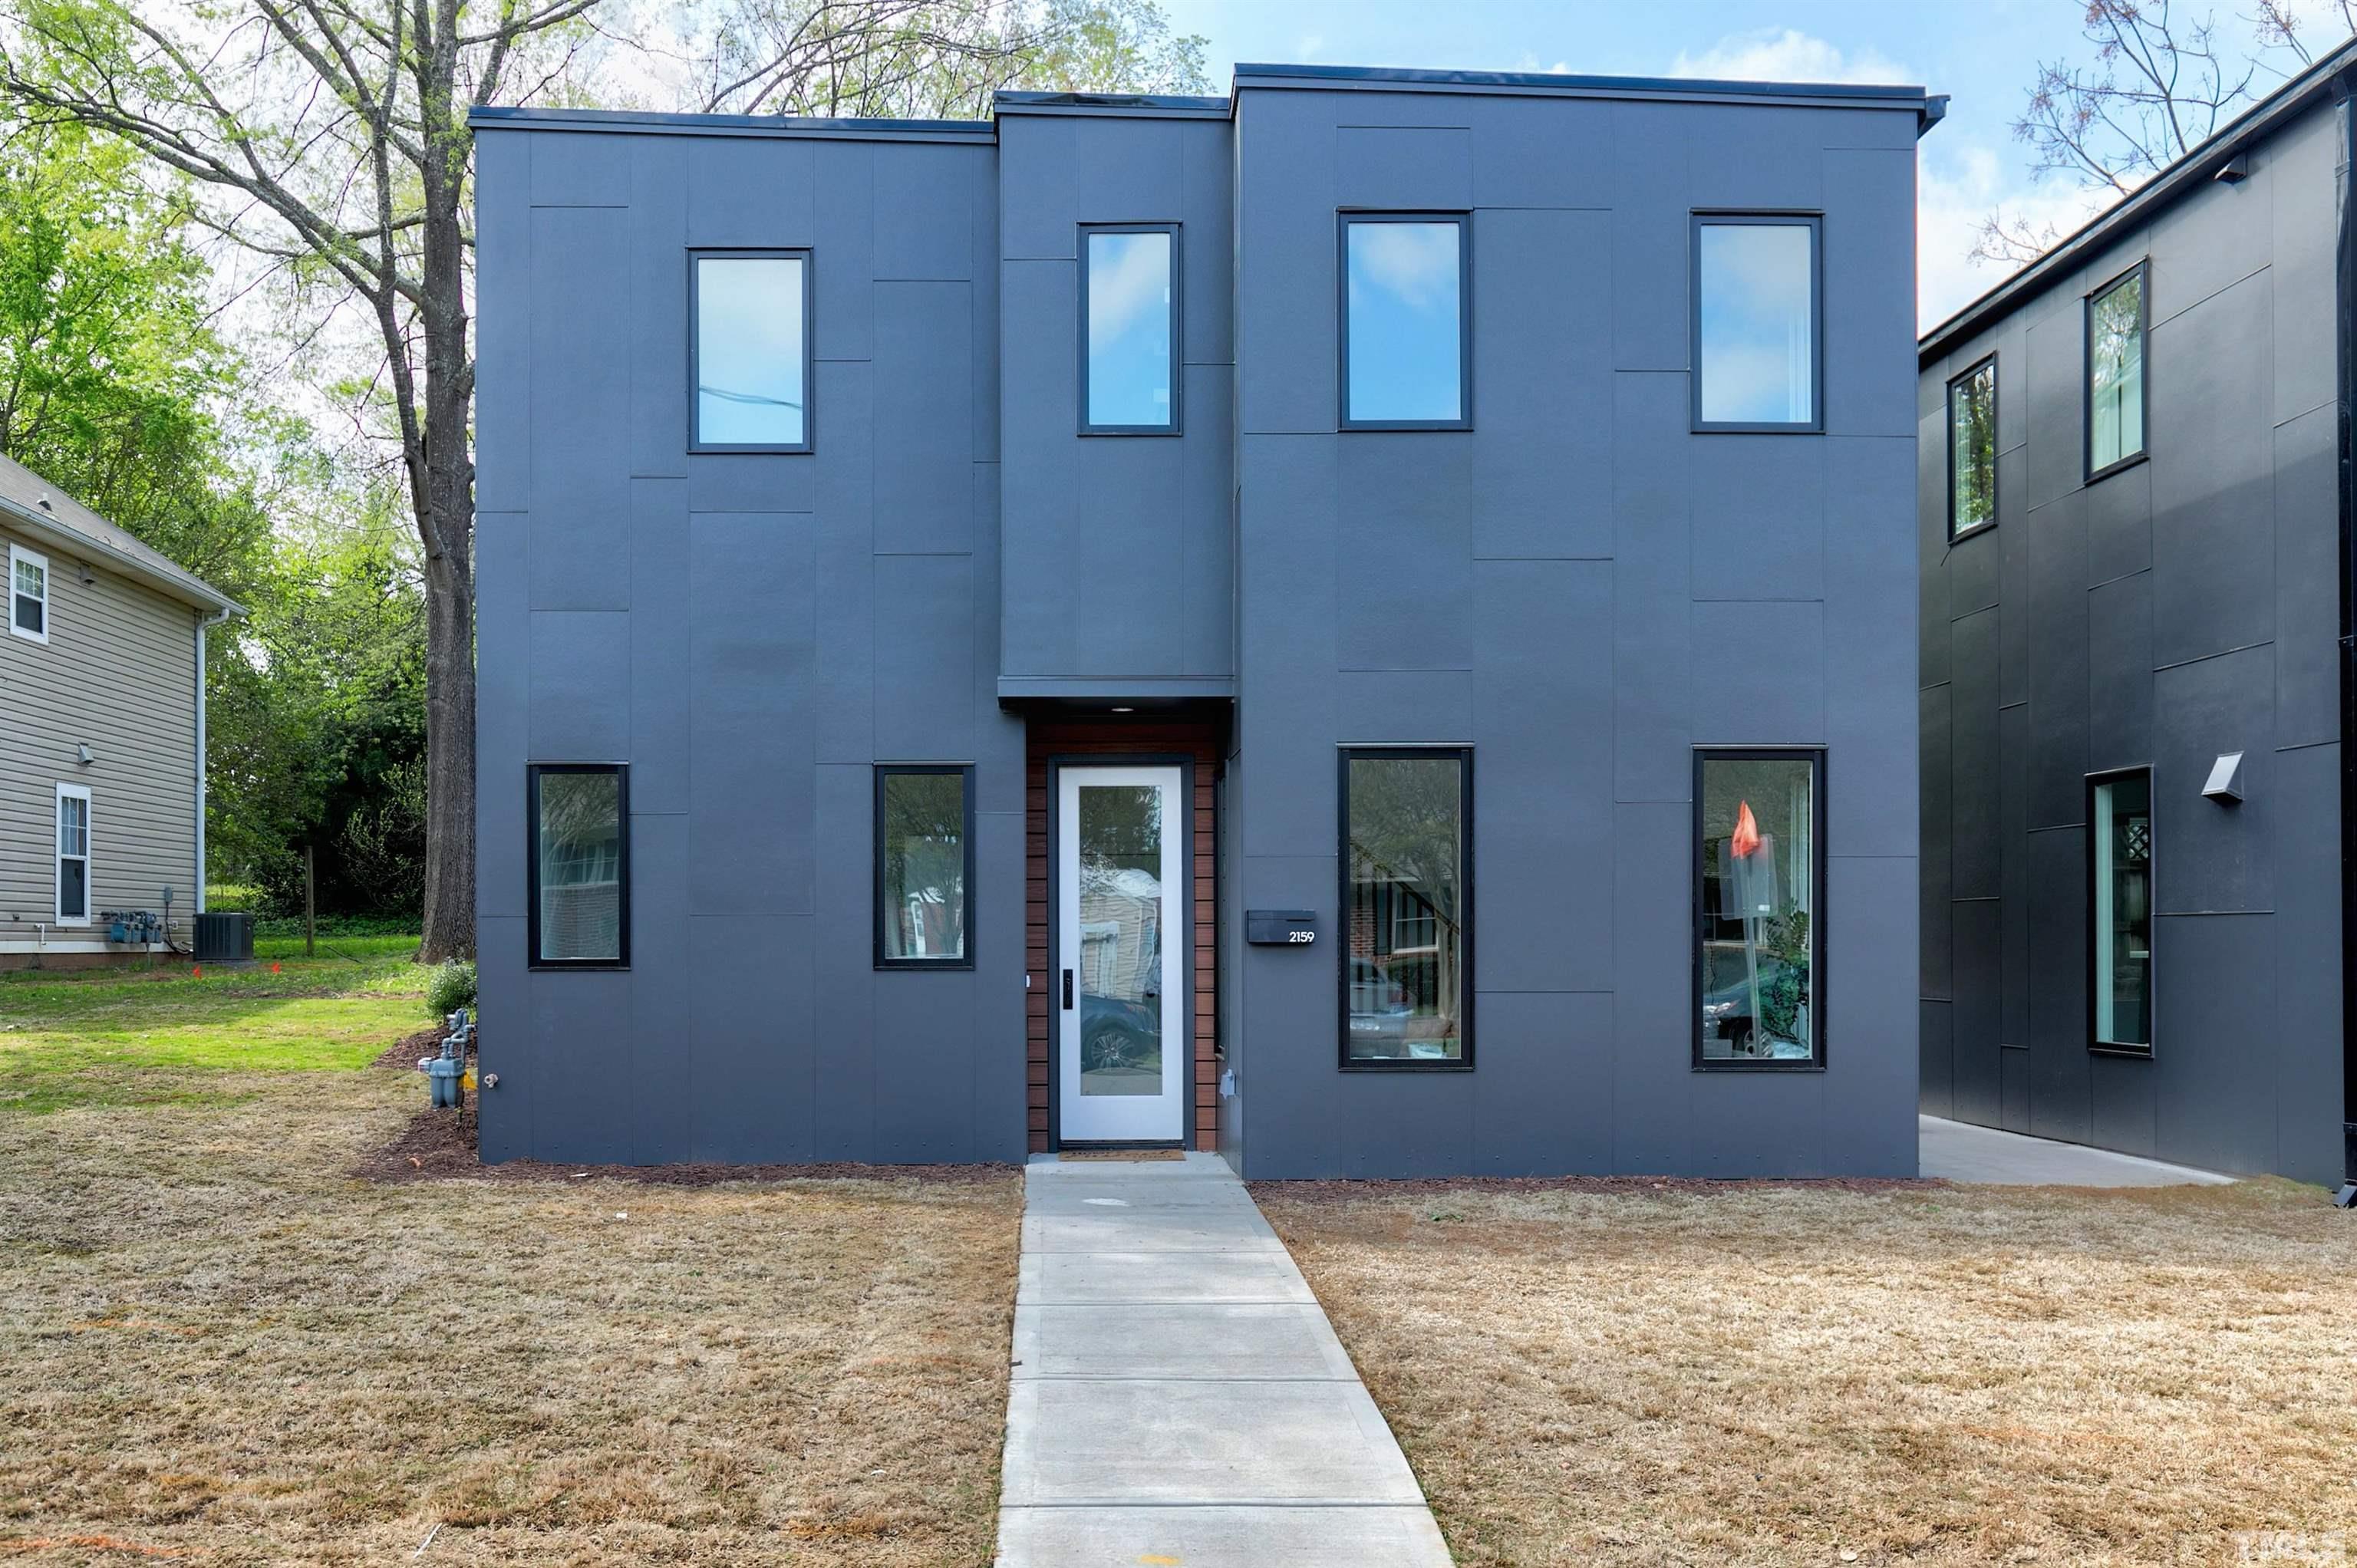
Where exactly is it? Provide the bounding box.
[12,548,45,637]
[2088,272,2144,470]
[1343,753,1467,1062]
[695,255,806,447]
[1079,783,1165,1095]
[880,770,969,963]
[1950,359,1996,535]
[1344,219,1463,424]
[1698,755,1818,1063]
[2092,772,2153,1050]
[1086,230,1174,429]
[536,769,624,964]
[1696,221,1815,425]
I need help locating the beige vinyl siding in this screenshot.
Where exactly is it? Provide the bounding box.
[0,520,198,931]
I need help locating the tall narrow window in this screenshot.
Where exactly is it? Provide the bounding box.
[55,784,89,924]
[1696,751,1823,1068]
[2087,265,2146,476]
[875,766,974,968]
[1949,356,1997,538]
[1340,749,1471,1067]
[1340,215,1469,430]
[1693,215,1820,430]
[529,765,628,967]
[11,543,48,644]
[691,251,810,452]
[2091,770,2153,1053]
[1082,226,1178,433]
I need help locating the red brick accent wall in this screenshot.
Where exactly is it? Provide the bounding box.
[1026,716,1224,1152]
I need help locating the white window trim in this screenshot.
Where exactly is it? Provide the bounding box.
[10,543,49,644]
[55,782,91,925]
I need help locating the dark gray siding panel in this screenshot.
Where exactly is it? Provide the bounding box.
[1917,94,2344,1181]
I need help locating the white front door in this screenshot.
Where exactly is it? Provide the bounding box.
[1057,765,1185,1144]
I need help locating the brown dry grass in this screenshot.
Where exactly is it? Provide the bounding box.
[1,1065,1021,1565]
[1254,1178,2357,1568]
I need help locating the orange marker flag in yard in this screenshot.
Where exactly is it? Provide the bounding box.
[190,966,203,978]
[1731,800,1762,859]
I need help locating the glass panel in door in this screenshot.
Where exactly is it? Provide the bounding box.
[1057,766,1183,1144]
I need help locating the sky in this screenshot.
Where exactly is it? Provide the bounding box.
[1157,0,2332,331]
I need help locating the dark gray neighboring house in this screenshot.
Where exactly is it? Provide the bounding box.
[1917,42,2357,1191]
[470,64,1939,1177]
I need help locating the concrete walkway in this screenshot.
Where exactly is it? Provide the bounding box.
[1920,1115,2235,1186]
[995,1152,1451,1567]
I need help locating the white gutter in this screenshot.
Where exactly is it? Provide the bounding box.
[194,603,237,914]
[0,492,240,617]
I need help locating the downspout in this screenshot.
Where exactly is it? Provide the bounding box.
[194,603,235,918]
[2337,80,2357,1207]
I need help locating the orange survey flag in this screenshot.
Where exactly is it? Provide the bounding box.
[1731,800,1762,859]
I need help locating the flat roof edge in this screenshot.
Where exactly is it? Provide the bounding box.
[1920,40,2357,361]
[466,105,993,141]
[1232,61,1932,113]
[993,91,1231,118]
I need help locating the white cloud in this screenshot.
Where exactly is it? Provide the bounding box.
[1668,27,1910,86]
[1917,144,2113,331]
[1348,221,1460,310]
[1088,232,1172,344]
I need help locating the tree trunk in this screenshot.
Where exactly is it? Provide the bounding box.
[419,549,475,961]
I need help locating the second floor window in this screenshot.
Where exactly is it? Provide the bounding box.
[691,251,809,453]
[2087,264,2146,476]
[1341,214,1469,430]
[1693,215,1820,431]
[11,544,48,643]
[1083,226,1178,433]
[1949,356,1997,538]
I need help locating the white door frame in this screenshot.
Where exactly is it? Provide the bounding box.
[1056,763,1185,1144]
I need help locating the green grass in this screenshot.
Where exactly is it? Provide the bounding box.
[0,941,429,1115]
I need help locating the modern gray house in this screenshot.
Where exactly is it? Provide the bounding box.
[1917,41,2357,1193]
[470,63,1939,1177]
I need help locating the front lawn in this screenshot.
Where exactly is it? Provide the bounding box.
[0,956,1022,1564]
[1255,1177,2357,1568]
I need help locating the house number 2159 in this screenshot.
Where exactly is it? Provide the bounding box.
[1287,930,1315,944]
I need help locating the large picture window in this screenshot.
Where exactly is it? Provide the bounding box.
[2086,264,2147,477]
[691,250,811,452]
[1081,225,1178,433]
[1693,215,1821,431]
[529,765,628,967]
[2090,769,2153,1054]
[1949,355,1997,539]
[875,766,975,968]
[55,783,89,925]
[1340,214,1469,430]
[1340,748,1470,1068]
[1695,751,1823,1069]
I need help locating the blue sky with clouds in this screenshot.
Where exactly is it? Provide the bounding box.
[1160,0,2333,330]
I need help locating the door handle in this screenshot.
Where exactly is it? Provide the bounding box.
[1062,969,1075,1010]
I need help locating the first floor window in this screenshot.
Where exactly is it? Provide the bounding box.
[691,250,810,451]
[2087,264,2146,474]
[1949,355,1997,537]
[12,544,48,642]
[876,766,974,967]
[55,785,88,924]
[1696,750,1822,1067]
[529,765,627,967]
[2091,770,2153,1052]
[1341,748,1470,1066]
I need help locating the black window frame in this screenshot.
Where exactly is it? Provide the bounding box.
[2083,260,2150,483]
[2085,766,2156,1059]
[1337,745,1475,1072]
[874,763,978,971]
[1078,222,1182,436]
[1947,353,1999,542]
[526,763,631,971]
[687,247,816,456]
[1691,746,1828,1072]
[1689,212,1825,435]
[1337,212,1474,433]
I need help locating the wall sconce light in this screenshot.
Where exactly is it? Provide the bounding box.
[2201,752,2244,805]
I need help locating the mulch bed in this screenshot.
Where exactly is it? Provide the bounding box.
[1252,1172,1946,1203]
[369,1026,449,1070]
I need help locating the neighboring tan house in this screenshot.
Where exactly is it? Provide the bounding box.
[1917,38,2356,1191]
[470,63,1937,1176]
[0,454,239,967]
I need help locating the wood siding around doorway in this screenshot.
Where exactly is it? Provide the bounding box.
[1026,715,1224,1152]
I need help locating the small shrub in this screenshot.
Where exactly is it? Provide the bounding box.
[425,958,477,1017]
